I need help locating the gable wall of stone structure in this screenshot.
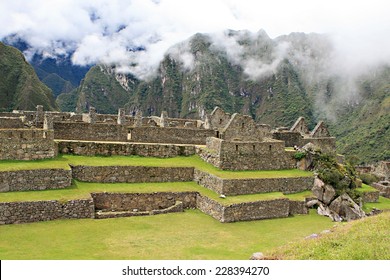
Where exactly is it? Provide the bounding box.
[208,107,231,130]
[221,113,265,141]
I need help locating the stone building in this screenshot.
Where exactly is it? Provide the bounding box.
[273,116,336,153]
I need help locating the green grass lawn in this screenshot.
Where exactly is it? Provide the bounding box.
[265,211,390,260]
[0,209,334,260]
[364,196,390,212]
[0,154,312,179]
[357,183,379,193]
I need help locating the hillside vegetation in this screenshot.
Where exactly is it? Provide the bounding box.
[266,211,390,259]
[0,42,58,111]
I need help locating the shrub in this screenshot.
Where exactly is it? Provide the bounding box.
[293,151,306,160]
[359,173,379,185]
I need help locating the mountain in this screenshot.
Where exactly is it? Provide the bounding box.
[0,42,58,111]
[58,31,316,127]
[56,30,389,164]
[3,37,90,97]
[329,66,390,163]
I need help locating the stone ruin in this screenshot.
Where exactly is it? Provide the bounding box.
[0,105,336,164]
[273,116,336,153]
[0,105,357,225]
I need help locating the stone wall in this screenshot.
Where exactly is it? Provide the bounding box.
[0,169,72,192]
[199,138,296,170]
[0,129,57,160]
[71,165,194,183]
[92,192,197,211]
[57,140,196,157]
[193,169,224,194]
[361,191,379,203]
[196,195,292,222]
[0,199,94,224]
[128,127,215,145]
[372,182,390,198]
[54,122,128,141]
[193,169,313,195]
[223,199,290,222]
[196,195,225,221]
[300,137,336,153]
[0,117,25,128]
[272,131,302,147]
[221,177,314,195]
[288,200,309,215]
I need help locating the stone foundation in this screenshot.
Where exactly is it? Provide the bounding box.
[71,165,194,183]
[0,169,72,192]
[57,140,196,157]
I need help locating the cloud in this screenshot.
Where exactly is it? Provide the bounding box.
[0,0,389,82]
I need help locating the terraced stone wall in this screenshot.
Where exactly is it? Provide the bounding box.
[193,169,313,195]
[92,192,197,212]
[71,165,194,183]
[196,196,292,222]
[57,141,196,157]
[0,199,94,224]
[0,168,72,192]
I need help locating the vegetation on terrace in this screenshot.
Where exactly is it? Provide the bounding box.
[0,154,312,179]
[0,180,313,206]
[265,211,390,260]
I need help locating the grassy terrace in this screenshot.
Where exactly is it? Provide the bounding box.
[0,154,312,179]
[0,209,334,260]
[0,180,314,205]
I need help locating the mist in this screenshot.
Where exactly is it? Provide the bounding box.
[1,0,390,115]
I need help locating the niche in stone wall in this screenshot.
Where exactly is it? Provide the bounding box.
[127,129,132,140]
[235,144,239,152]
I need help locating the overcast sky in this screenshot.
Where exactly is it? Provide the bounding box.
[1,0,389,78]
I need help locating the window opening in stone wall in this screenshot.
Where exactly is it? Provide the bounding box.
[216,131,219,138]
[236,145,238,151]
[253,144,256,151]
[219,118,223,124]
[269,145,272,151]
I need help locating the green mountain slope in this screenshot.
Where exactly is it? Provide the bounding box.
[0,42,58,111]
[329,67,390,163]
